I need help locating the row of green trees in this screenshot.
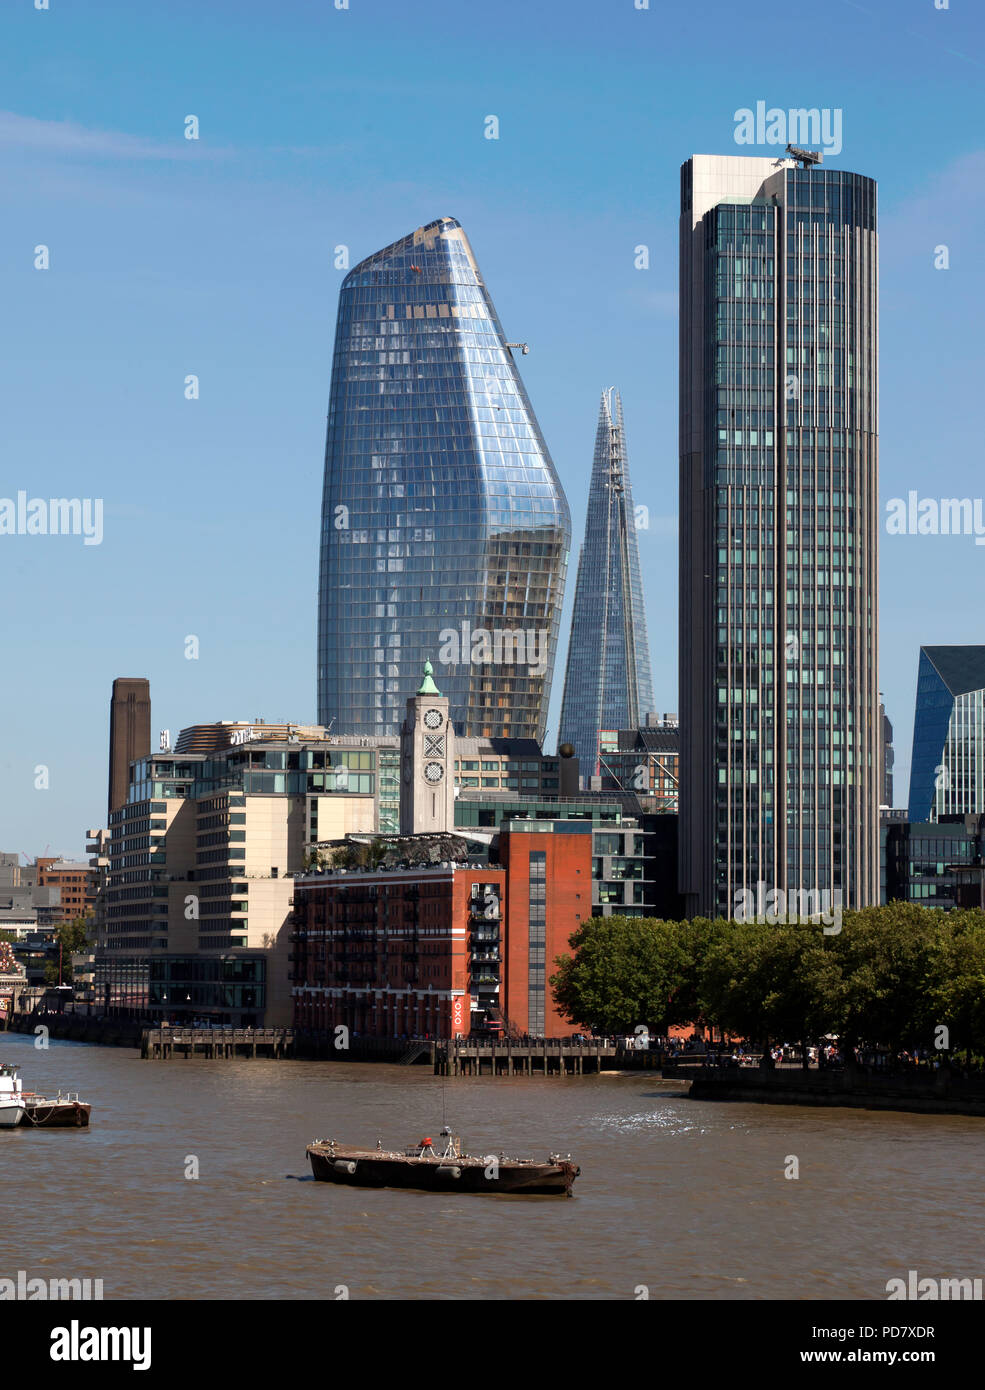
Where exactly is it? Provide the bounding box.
[550,904,985,1060]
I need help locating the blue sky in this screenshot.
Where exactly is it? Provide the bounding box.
[1,0,983,856]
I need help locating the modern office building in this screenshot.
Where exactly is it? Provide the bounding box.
[559,389,654,777]
[596,715,680,811]
[908,646,985,823]
[882,815,985,910]
[454,791,673,918]
[316,215,570,743]
[174,721,329,755]
[108,678,151,817]
[94,724,406,1025]
[678,154,880,918]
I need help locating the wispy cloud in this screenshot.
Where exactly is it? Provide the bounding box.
[0,111,208,161]
[881,149,985,266]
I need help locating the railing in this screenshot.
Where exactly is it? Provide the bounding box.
[451,1036,619,1051]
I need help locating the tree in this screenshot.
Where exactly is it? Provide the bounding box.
[43,914,94,986]
[927,913,985,1060]
[550,916,690,1035]
[696,920,770,1046]
[831,904,939,1056]
[671,916,732,1038]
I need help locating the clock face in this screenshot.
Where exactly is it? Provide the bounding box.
[424,761,445,784]
[423,708,443,730]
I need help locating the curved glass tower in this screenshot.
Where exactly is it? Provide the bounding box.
[559,389,654,776]
[317,217,569,741]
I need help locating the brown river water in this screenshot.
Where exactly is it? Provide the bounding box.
[3,1030,982,1301]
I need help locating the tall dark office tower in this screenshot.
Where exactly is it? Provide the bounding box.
[108,677,151,816]
[316,217,570,741]
[559,389,654,776]
[679,155,879,918]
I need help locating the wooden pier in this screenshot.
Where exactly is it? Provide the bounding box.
[141,1027,295,1060]
[437,1037,623,1077]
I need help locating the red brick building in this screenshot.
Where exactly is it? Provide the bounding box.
[497,821,593,1035]
[36,859,96,925]
[292,864,504,1039]
[292,822,593,1039]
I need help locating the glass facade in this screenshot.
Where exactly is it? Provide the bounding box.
[909,647,985,822]
[559,389,653,775]
[883,819,984,910]
[680,157,879,916]
[455,797,623,829]
[148,956,264,1017]
[317,216,570,741]
[127,746,386,804]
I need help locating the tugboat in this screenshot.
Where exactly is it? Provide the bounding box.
[22,1091,91,1128]
[307,1127,579,1196]
[0,1063,25,1128]
[0,1064,91,1129]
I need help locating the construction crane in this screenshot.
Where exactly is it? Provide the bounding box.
[20,845,50,866]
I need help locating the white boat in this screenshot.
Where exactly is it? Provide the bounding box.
[0,1063,25,1128]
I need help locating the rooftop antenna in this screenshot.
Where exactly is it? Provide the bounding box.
[786,144,822,168]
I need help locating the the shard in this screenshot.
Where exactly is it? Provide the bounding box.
[316,216,570,741]
[559,389,654,776]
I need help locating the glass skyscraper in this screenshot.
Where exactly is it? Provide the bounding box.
[559,389,654,776]
[909,646,985,822]
[317,217,570,741]
[679,155,879,918]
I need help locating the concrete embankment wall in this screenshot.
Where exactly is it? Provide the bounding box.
[4,1012,145,1047]
[681,1066,985,1118]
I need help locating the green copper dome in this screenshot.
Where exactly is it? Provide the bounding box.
[417,660,441,696]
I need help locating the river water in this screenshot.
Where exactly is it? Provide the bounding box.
[3,1030,982,1301]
